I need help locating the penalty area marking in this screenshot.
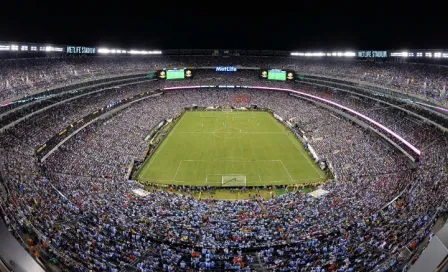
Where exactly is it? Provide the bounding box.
[139,176,323,185]
[141,158,325,186]
[173,160,183,181]
[279,160,294,182]
[271,117,325,179]
[199,112,257,118]
[177,132,285,134]
[180,160,296,181]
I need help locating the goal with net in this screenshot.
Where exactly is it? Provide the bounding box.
[221,175,246,187]
[221,108,233,113]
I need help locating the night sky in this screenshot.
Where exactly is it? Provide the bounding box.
[0,3,445,50]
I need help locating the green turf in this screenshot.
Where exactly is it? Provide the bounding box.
[136,111,326,187]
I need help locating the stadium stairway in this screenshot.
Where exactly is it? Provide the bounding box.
[250,253,267,272]
[257,201,268,214]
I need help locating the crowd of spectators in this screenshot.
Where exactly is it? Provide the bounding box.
[1,56,447,105]
[0,68,447,271]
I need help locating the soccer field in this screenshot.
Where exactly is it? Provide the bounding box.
[136,111,326,187]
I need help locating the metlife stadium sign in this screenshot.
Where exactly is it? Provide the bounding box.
[357,51,387,58]
[216,66,237,72]
[66,46,96,54]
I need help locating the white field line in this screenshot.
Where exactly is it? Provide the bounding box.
[182,159,282,162]
[143,135,169,170]
[207,173,245,176]
[180,160,324,183]
[173,160,183,181]
[138,178,185,183]
[199,112,257,118]
[272,117,324,178]
[279,160,294,182]
[143,114,186,170]
[199,113,218,118]
[177,132,285,134]
[144,159,325,185]
[144,112,325,184]
[141,177,322,184]
[292,177,325,181]
[214,156,249,161]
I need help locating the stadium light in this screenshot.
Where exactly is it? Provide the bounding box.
[45,46,63,52]
[291,51,355,57]
[391,52,409,57]
[128,50,162,55]
[303,53,317,56]
[98,48,122,54]
[98,48,162,55]
[98,48,110,54]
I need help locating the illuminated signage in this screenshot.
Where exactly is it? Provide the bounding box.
[216,66,237,72]
[357,51,387,58]
[66,46,96,54]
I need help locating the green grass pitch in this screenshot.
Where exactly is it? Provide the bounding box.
[136,111,326,187]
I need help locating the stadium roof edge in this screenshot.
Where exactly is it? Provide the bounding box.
[1,41,448,59]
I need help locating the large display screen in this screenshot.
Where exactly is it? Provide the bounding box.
[268,69,286,81]
[166,69,185,80]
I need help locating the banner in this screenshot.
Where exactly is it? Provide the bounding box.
[307,144,319,162]
[273,113,284,122]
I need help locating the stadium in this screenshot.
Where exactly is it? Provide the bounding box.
[0,33,448,272]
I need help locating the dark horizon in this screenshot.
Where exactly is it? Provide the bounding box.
[0,7,446,51]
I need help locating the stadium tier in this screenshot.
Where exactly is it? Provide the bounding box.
[0,53,447,272]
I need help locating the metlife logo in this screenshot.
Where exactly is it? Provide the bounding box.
[216,66,237,72]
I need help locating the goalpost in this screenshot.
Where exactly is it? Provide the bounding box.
[221,175,247,187]
[221,108,233,113]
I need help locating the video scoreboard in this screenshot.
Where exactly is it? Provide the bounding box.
[260,69,295,81]
[167,69,185,79]
[268,69,286,80]
[157,68,193,80]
